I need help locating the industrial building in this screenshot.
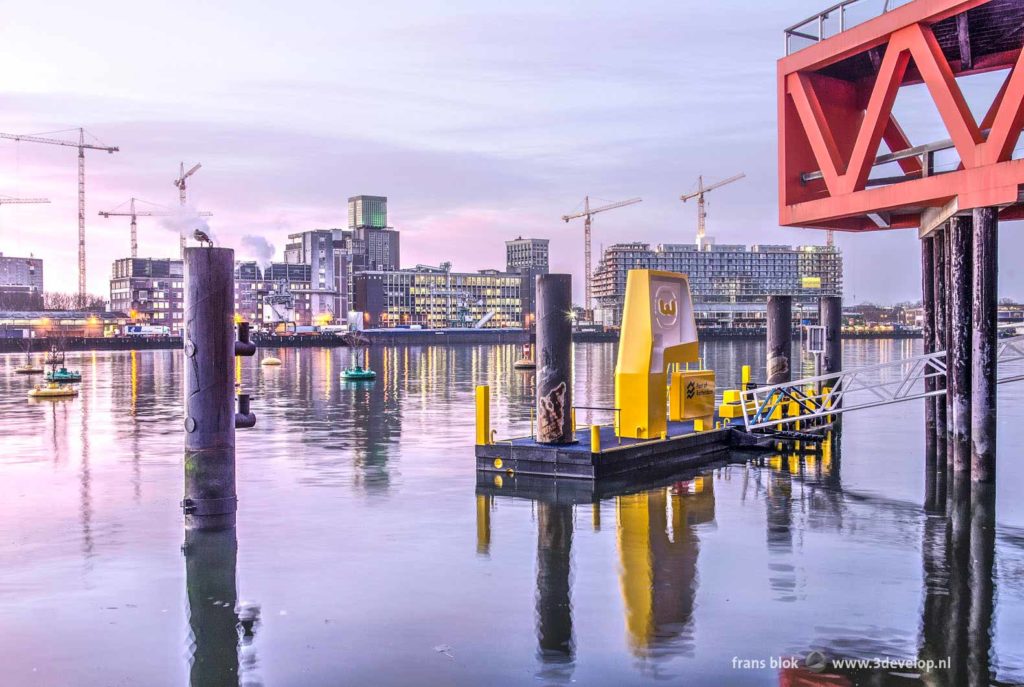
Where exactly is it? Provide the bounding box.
[505,237,548,329]
[0,252,44,310]
[108,258,185,330]
[353,264,523,329]
[592,243,842,329]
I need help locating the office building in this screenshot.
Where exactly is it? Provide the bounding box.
[348,195,388,229]
[505,237,549,329]
[109,258,184,330]
[234,261,263,323]
[353,264,523,329]
[285,229,347,323]
[592,243,842,329]
[0,252,44,310]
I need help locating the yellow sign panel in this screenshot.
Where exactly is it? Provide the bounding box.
[801,276,822,289]
[669,370,716,422]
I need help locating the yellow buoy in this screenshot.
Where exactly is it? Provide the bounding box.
[28,383,79,399]
[260,356,282,366]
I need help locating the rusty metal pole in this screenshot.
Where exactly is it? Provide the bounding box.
[971,207,997,483]
[949,216,972,475]
[819,296,842,377]
[933,230,948,463]
[921,237,937,477]
[767,295,792,385]
[944,226,954,472]
[536,274,573,444]
[183,247,256,530]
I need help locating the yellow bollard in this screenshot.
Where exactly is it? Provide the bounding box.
[591,425,602,453]
[741,364,751,389]
[571,407,577,437]
[475,385,491,445]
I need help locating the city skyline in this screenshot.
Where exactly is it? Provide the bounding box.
[2,0,1023,304]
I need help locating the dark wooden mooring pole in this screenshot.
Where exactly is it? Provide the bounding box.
[767,295,792,385]
[820,296,842,376]
[921,237,937,477]
[933,231,948,463]
[183,246,256,531]
[971,207,998,483]
[536,274,573,444]
[949,216,973,475]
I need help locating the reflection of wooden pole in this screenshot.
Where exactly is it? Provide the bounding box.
[971,207,997,483]
[766,296,792,385]
[967,482,995,686]
[536,275,573,444]
[536,502,574,662]
[183,247,237,531]
[184,528,240,685]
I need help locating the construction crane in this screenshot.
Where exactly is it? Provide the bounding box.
[562,196,642,317]
[680,173,745,249]
[0,196,50,206]
[99,197,213,259]
[173,162,202,258]
[0,128,118,306]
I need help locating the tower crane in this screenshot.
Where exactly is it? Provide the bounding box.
[99,197,213,259]
[0,128,119,306]
[174,162,202,258]
[0,196,50,206]
[562,196,642,317]
[680,173,745,249]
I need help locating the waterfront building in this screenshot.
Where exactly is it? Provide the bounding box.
[592,243,842,328]
[353,264,523,328]
[263,262,313,325]
[505,237,549,329]
[234,261,263,323]
[109,258,184,330]
[0,252,44,310]
[285,229,347,324]
[0,310,127,338]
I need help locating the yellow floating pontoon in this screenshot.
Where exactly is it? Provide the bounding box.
[28,383,79,399]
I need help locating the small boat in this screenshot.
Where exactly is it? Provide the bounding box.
[14,364,44,375]
[341,365,376,381]
[45,367,82,383]
[260,356,283,366]
[29,383,79,399]
[512,344,536,370]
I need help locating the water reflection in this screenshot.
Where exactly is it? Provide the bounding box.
[184,528,261,687]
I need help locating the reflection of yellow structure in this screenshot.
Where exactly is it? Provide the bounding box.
[616,478,715,654]
[615,270,700,439]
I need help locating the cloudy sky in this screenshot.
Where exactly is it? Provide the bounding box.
[0,0,1021,303]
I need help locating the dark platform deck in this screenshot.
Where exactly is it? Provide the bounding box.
[475,416,755,480]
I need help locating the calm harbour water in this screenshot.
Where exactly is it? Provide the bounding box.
[1,340,1023,686]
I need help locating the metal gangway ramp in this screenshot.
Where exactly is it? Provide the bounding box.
[741,335,1024,431]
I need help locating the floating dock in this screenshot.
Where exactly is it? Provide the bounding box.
[476,416,756,480]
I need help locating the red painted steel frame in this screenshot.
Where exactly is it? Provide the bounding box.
[778,0,1024,232]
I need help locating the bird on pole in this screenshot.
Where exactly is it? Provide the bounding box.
[193,229,213,247]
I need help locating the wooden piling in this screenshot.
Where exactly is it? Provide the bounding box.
[971,207,997,483]
[933,230,948,463]
[944,226,954,472]
[536,274,573,445]
[948,216,972,474]
[183,247,238,531]
[766,295,792,385]
[921,237,936,467]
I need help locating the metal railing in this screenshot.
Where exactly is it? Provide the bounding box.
[784,0,910,55]
[741,334,1024,430]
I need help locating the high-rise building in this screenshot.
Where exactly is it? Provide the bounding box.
[285,230,345,324]
[505,237,549,329]
[348,195,388,229]
[592,243,842,329]
[0,252,44,310]
[353,265,523,329]
[109,258,184,330]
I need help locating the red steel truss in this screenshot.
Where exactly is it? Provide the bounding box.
[778,0,1024,234]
